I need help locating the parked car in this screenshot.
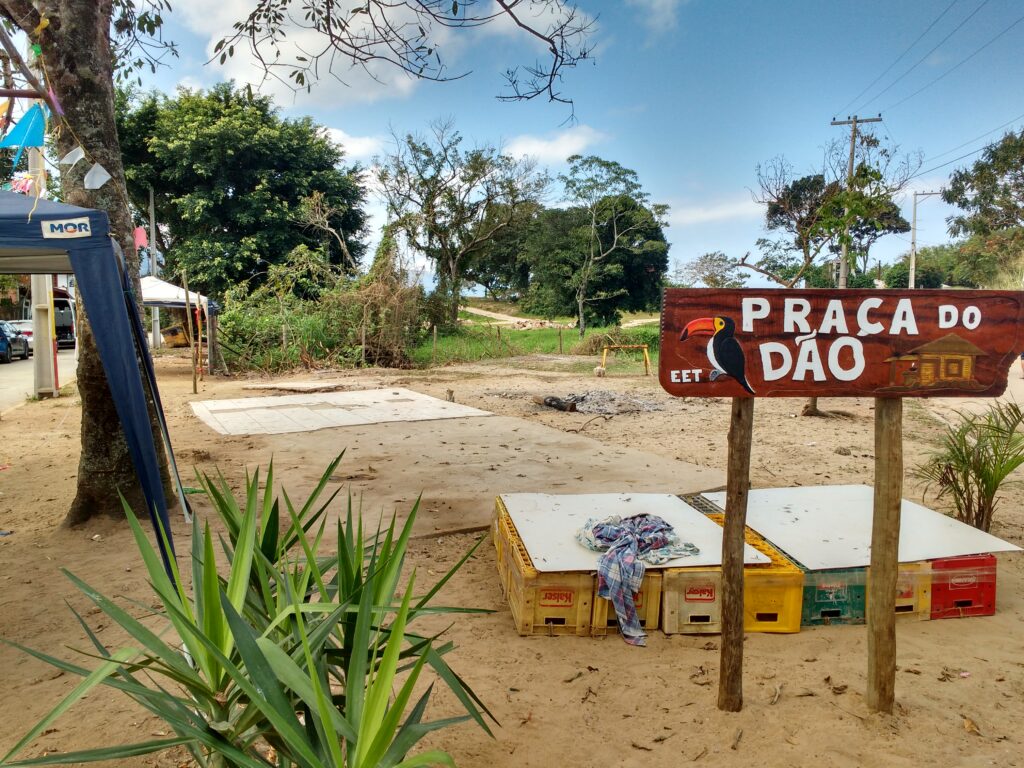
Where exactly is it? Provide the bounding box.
[7,319,33,355]
[0,321,30,362]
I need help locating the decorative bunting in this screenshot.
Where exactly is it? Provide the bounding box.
[0,102,46,148]
[133,226,149,250]
[46,87,63,116]
[59,145,84,167]
[83,162,111,190]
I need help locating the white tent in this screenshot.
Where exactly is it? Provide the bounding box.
[140,275,211,313]
[140,275,219,370]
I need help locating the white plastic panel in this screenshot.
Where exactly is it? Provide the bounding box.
[703,485,1021,570]
[501,492,770,573]
[191,388,491,435]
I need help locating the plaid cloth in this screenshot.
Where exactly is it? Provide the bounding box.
[577,514,700,646]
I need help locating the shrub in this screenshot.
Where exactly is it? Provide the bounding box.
[914,401,1024,531]
[2,458,492,767]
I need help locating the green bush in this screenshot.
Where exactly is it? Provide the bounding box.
[914,401,1024,531]
[2,457,492,767]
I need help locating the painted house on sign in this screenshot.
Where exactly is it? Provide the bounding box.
[884,333,987,392]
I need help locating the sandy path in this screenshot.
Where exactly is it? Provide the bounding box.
[0,353,1022,768]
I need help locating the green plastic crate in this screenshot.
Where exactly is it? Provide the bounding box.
[801,568,866,626]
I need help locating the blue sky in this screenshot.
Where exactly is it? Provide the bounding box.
[143,0,1024,285]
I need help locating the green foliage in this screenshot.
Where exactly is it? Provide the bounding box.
[559,156,669,335]
[116,82,368,297]
[882,260,945,289]
[945,130,1024,237]
[1,458,492,767]
[749,136,917,287]
[378,120,547,329]
[680,251,748,288]
[462,203,538,301]
[219,242,424,371]
[410,324,658,366]
[914,402,1024,532]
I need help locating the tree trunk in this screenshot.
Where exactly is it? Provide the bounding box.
[27,1,172,523]
[802,396,824,417]
[447,257,461,328]
[577,295,586,338]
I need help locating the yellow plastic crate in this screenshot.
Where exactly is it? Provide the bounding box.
[865,562,932,621]
[591,571,663,637]
[492,497,508,596]
[662,566,723,634]
[494,498,594,636]
[705,513,803,634]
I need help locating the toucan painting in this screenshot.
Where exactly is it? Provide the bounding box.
[680,316,755,394]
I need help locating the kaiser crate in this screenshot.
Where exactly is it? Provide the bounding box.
[493,498,594,636]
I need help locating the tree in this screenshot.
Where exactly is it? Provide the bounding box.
[116,83,368,298]
[378,120,547,327]
[0,0,591,523]
[944,130,1024,237]
[744,134,918,288]
[837,197,909,274]
[883,259,944,289]
[521,198,669,326]
[462,202,540,301]
[681,251,748,288]
[560,155,667,336]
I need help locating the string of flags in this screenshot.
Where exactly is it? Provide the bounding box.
[0,47,111,194]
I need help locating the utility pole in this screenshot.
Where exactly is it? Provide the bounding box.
[149,185,160,349]
[28,45,58,398]
[831,114,882,288]
[910,191,941,289]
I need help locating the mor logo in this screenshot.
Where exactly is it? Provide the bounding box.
[41,217,92,239]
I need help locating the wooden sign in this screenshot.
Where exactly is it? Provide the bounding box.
[660,289,1024,399]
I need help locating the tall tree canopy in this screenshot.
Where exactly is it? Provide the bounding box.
[521,197,669,328]
[682,251,748,288]
[559,155,668,335]
[944,130,1024,237]
[745,134,917,288]
[0,0,590,522]
[117,83,368,298]
[377,119,548,327]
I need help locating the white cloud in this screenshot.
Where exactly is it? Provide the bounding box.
[667,196,762,227]
[625,0,689,32]
[171,0,429,107]
[325,129,386,162]
[505,125,607,164]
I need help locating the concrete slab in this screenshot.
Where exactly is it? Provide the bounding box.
[190,388,491,435]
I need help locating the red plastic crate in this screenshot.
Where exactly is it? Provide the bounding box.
[930,554,996,620]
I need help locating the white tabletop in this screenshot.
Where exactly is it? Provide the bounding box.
[703,485,1021,570]
[501,492,769,573]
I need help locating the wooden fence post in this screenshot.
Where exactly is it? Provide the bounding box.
[867,396,903,713]
[431,325,438,366]
[718,396,754,712]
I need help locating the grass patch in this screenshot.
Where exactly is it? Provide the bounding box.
[458,309,499,324]
[410,325,660,367]
[463,297,575,324]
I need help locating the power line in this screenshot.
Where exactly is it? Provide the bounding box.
[883,10,1024,113]
[925,110,1024,163]
[837,0,957,116]
[858,0,991,112]
[911,145,989,180]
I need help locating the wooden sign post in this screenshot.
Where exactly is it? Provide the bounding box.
[659,288,1024,714]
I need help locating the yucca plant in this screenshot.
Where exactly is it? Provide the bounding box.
[1,458,493,767]
[914,401,1024,532]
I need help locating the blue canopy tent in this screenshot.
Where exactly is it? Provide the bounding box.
[0,191,184,572]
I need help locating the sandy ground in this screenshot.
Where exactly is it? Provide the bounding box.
[1,351,1024,768]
